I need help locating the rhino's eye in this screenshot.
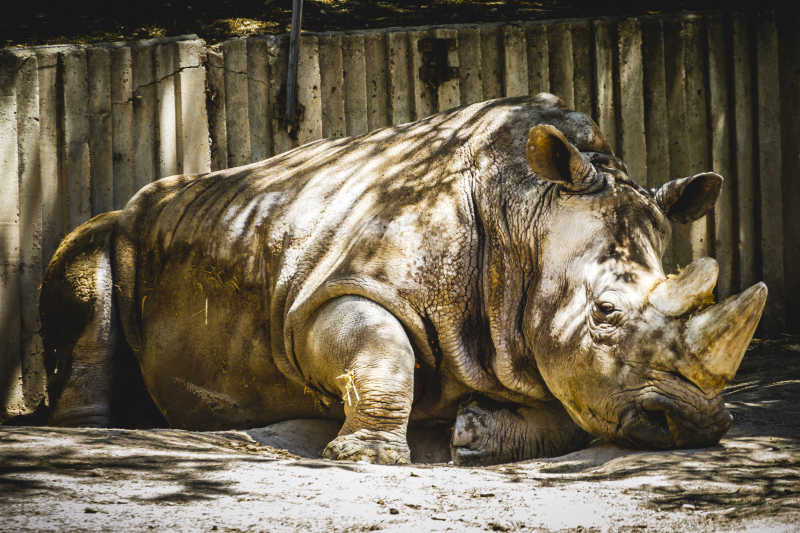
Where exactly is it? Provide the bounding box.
[596,302,617,315]
[592,301,623,325]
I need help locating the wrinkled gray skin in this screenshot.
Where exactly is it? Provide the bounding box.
[40,94,767,465]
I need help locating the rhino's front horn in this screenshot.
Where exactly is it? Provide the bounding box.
[649,257,719,317]
[681,282,768,395]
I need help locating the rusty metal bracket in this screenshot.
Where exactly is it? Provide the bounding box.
[418,38,459,88]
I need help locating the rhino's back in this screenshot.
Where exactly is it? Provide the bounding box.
[121,103,475,277]
[117,94,610,299]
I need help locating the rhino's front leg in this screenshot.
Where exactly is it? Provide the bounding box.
[451,397,591,466]
[296,295,415,464]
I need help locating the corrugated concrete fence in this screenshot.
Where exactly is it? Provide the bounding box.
[1,11,798,418]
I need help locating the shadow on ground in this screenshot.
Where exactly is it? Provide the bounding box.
[0,427,283,503]
[1,337,798,531]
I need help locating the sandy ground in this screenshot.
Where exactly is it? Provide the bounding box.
[2,337,799,532]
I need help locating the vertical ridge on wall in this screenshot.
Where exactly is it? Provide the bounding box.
[223,38,252,168]
[663,17,691,270]
[365,32,390,131]
[176,40,211,175]
[592,19,616,154]
[481,26,503,100]
[616,18,647,185]
[16,51,46,412]
[319,33,346,139]
[131,41,157,190]
[755,11,785,334]
[207,46,228,171]
[525,22,550,97]
[268,35,293,155]
[387,31,413,125]
[731,14,758,301]
[247,37,273,163]
[457,26,483,106]
[641,18,668,191]
[61,47,91,232]
[548,21,573,108]
[571,20,593,116]
[343,34,369,136]
[14,52,41,408]
[36,49,64,270]
[410,28,436,120]
[110,44,134,208]
[503,25,528,98]
[779,14,800,331]
[434,28,460,112]
[88,47,114,215]
[683,15,712,261]
[155,43,179,178]
[0,51,23,413]
[707,14,736,300]
[296,34,322,146]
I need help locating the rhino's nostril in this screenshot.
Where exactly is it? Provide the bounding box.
[641,407,670,434]
[616,404,673,449]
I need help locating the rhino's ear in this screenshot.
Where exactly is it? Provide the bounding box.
[653,172,723,223]
[525,125,598,192]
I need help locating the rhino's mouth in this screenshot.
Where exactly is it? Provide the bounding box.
[614,374,733,450]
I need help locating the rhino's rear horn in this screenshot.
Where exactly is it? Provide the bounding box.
[649,257,718,317]
[526,125,599,192]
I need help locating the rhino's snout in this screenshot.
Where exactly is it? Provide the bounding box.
[606,258,767,449]
[619,390,734,450]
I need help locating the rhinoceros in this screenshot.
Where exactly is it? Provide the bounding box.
[39,93,766,465]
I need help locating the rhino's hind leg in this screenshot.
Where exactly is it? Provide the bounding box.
[451,397,591,466]
[297,296,415,464]
[41,213,118,427]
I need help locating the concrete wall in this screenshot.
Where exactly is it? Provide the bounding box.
[0,35,211,418]
[1,11,798,418]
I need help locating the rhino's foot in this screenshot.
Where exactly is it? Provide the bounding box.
[451,400,503,466]
[451,397,591,466]
[322,430,411,465]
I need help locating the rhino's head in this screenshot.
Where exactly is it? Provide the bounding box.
[505,123,766,449]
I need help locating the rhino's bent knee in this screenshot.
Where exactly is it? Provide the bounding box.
[306,296,412,358]
[297,296,415,397]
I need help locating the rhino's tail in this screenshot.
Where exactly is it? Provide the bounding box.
[40,211,163,427]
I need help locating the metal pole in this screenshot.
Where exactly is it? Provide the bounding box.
[286,0,303,137]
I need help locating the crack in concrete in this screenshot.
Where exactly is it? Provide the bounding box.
[206,63,271,87]
[129,63,206,100]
